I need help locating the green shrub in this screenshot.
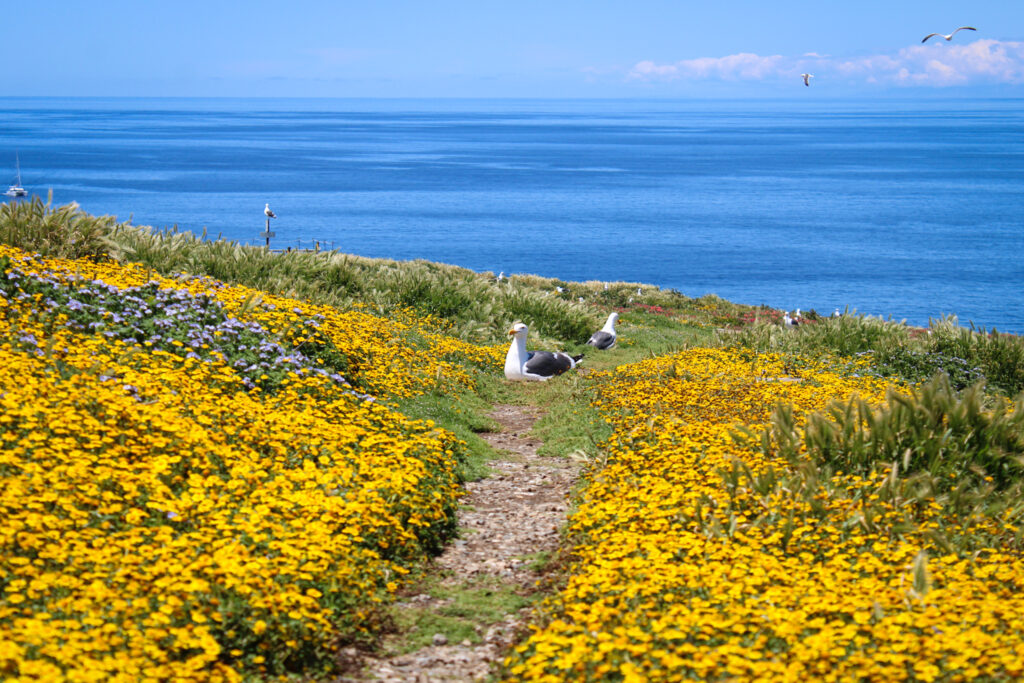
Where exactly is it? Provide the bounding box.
[873,349,984,389]
[722,312,1024,397]
[927,317,1024,396]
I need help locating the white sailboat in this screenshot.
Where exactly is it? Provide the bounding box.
[6,154,27,197]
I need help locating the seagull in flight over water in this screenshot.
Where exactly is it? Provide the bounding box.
[264,203,277,219]
[922,26,976,43]
[801,73,813,87]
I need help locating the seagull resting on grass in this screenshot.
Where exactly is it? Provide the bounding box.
[504,322,583,381]
[585,312,619,350]
[922,27,976,43]
[264,203,277,219]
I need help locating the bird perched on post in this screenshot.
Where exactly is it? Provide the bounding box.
[586,312,619,350]
[922,26,976,43]
[264,203,277,219]
[504,323,583,381]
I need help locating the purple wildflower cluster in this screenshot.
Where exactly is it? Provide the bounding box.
[1,260,354,393]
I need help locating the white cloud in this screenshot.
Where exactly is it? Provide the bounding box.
[628,39,1024,87]
[629,53,788,82]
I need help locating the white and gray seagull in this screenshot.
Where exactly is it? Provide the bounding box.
[801,73,814,87]
[264,203,277,219]
[504,322,583,381]
[922,26,976,43]
[585,312,619,350]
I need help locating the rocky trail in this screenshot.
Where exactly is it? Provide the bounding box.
[348,404,580,682]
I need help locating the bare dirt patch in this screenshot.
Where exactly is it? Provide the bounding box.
[348,404,579,682]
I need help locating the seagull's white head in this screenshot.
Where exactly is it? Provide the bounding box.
[608,312,620,324]
[508,322,529,338]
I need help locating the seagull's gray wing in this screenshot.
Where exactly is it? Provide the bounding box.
[586,331,615,350]
[955,26,977,33]
[922,33,941,42]
[523,351,572,377]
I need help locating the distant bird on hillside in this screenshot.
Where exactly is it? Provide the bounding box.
[504,323,583,381]
[783,312,800,328]
[264,203,277,219]
[922,26,976,43]
[801,73,814,87]
[586,312,619,350]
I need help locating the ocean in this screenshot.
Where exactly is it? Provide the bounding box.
[2,97,1022,332]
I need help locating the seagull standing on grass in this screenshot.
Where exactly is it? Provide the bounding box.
[504,323,583,381]
[264,203,277,219]
[586,312,619,350]
[922,26,976,42]
[783,312,799,328]
[801,73,814,86]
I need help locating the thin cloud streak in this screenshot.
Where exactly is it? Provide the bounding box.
[628,39,1024,87]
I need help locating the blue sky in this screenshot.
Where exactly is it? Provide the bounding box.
[3,1,1023,97]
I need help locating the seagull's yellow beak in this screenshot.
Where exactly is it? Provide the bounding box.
[508,328,516,336]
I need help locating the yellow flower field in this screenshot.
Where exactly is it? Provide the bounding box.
[504,349,1024,681]
[0,246,503,680]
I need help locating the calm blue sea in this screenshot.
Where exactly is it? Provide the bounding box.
[2,97,1022,332]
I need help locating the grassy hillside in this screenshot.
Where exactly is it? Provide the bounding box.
[5,197,1024,682]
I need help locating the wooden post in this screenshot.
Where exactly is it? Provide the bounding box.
[260,219,275,249]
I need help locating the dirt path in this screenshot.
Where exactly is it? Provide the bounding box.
[351,404,579,682]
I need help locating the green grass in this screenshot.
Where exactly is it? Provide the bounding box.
[517,550,553,573]
[395,378,504,482]
[384,575,533,653]
[518,374,612,460]
[0,194,120,260]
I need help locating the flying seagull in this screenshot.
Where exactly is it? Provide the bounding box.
[801,73,814,87]
[586,312,619,350]
[922,26,976,43]
[504,322,583,381]
[264,203,277,219]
